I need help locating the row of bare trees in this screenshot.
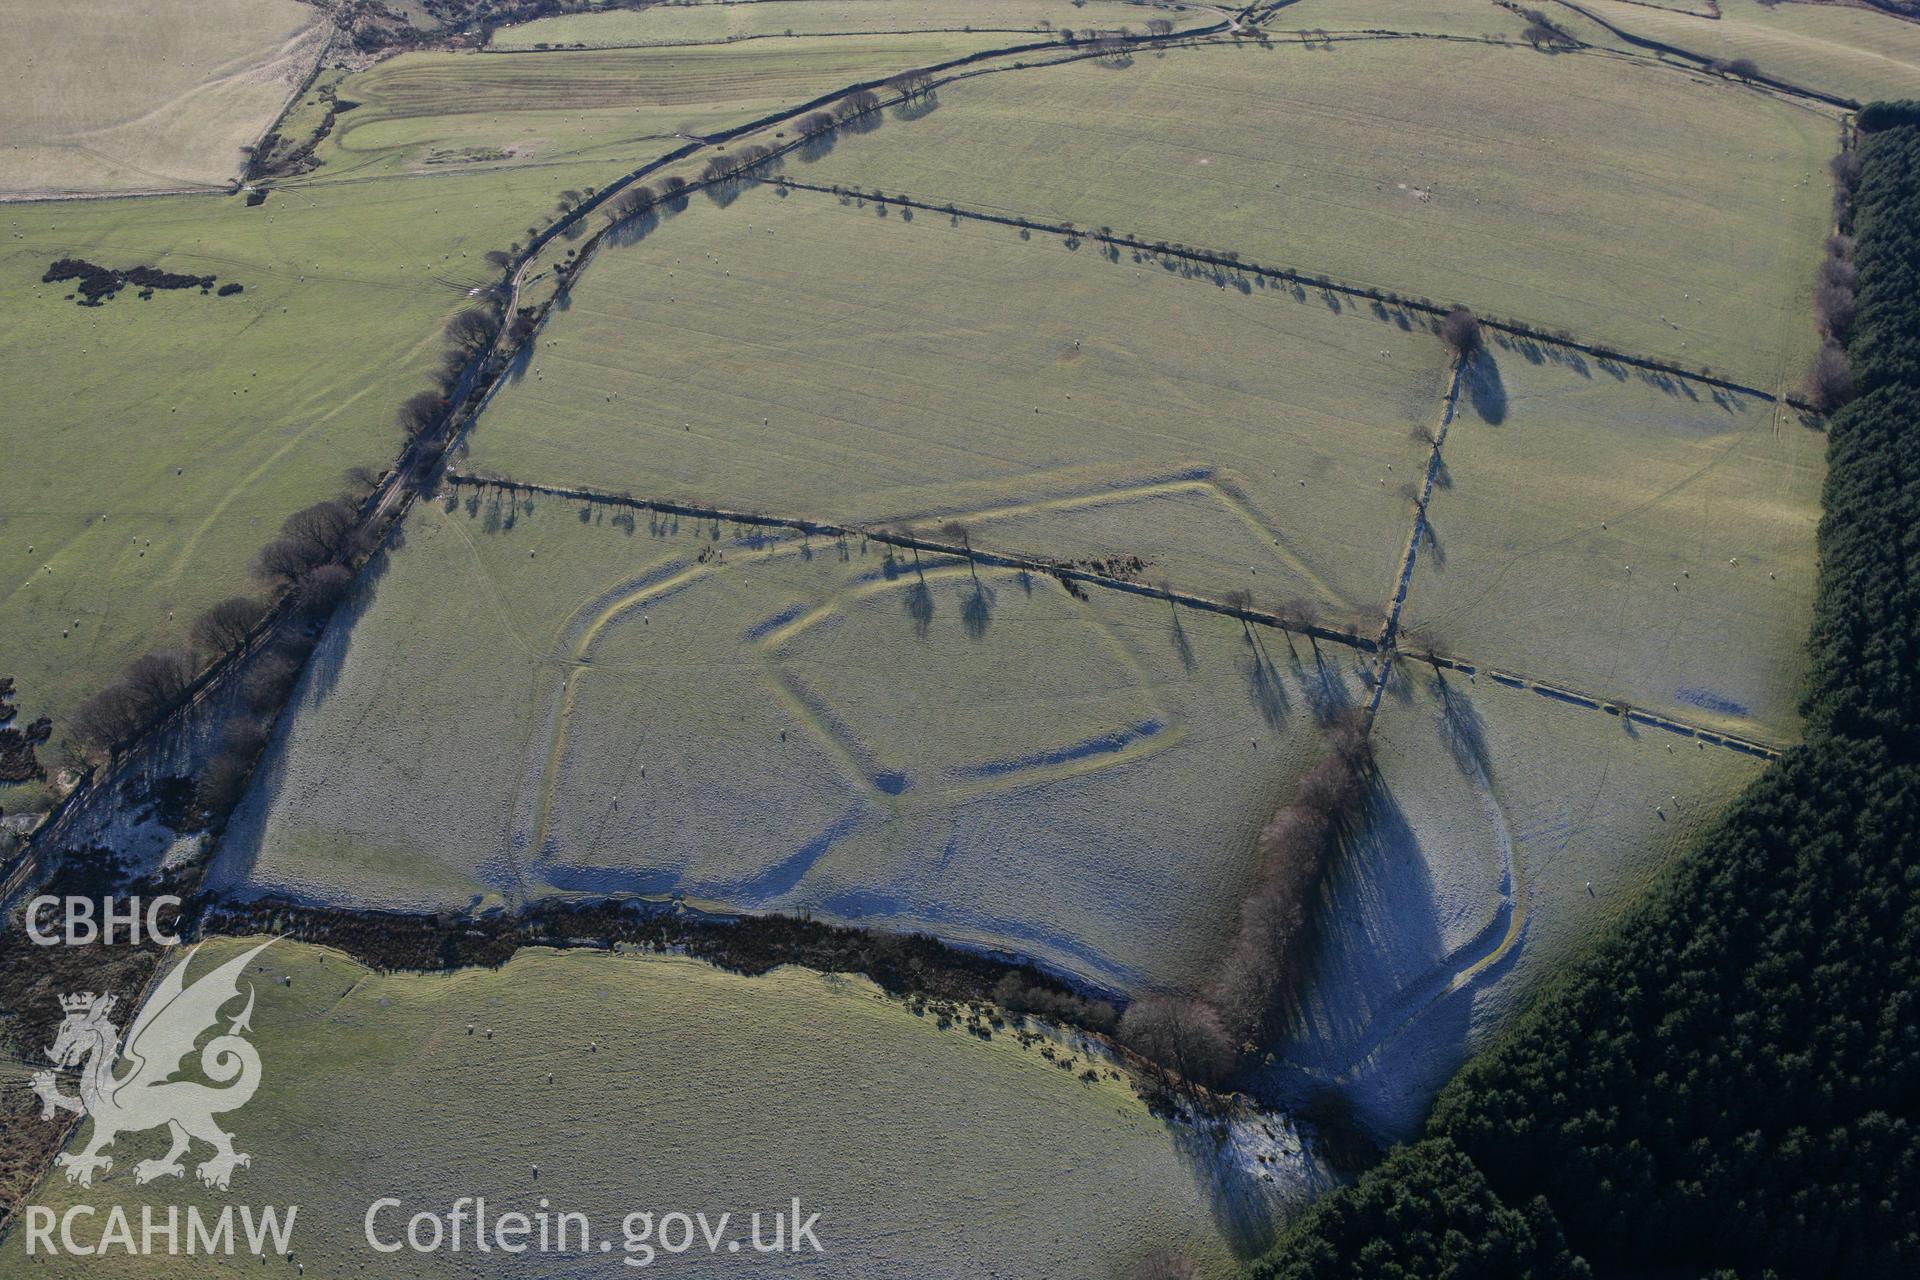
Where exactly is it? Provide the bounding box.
[701,142,777,185]
[70,328,477,780]
[606,181,659,226]
[65,484,361,759]
[1068,26,1136,55]
[1118,713,1374,1090]
[1117,307,1453,1070]
[1808,152,1860,411]
[62,187,530,811]
[1520,7,1575,49]
[885,70,934,101]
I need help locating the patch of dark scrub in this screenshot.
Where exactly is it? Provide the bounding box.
[0,677,51,785]
[1067,553,1148,582]
[199,899,1120,1036]
[41,258,240,307]
[130,775,208,834]
[249,88,358,180]
[0,719,52,785]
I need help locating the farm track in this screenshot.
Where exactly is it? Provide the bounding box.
[479,28,1107,55]
[1539,0,1861,108]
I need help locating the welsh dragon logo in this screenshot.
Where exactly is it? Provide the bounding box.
[29,941,272,1191]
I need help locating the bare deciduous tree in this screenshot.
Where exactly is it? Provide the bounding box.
[254,535,324,588]
[835,89,881,121]
[444,306,500,355]
[1817,255,1858,292]
[191,597,264,655]
[280,499,356,562]
[1439,305,1481,357]
[887,70,933,101]
[609,184,656,224]
[1118,997,1236,1088]
[397,390,444,439]
[1806,339,1854,411]
[343,465,383,499]
[194,751,252,818]
[293,563,355,622]
[195,716,271,820]
[1816,281,1856,339]
[242,652,302,715]
[69,683,144,752]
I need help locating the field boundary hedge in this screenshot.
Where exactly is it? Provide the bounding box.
[1541,0,1860,109]
[768,178,1797,405]
[2,15,1245,904]
[440,471,1379,650]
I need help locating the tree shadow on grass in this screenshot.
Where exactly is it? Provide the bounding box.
[1435,671,1491,779]
[1249,771,1464,1144]
[1287,639,1354,726]
[903,550,934,638]
[904,580,934,637]
[795,129,839,164]
[298,522,401,711]
[1165,1117,1290,1259]
[603,208,660,249]
[961,570,994,640]
[1463,347,1507,425]
[1419,515,1447,572]
[1244,627,1292,729]
[891,89,941,121]
[1168,600,1197,673]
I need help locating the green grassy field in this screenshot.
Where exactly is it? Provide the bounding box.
[1581,0,1716,12]
[212,495,1365,993]
[0,0,323,196]
[1262,659,1765,1137]
[1400,342,1824,742]
[0,165,612,778]
[797,35,1838,388]
[491,0,1202,48]
[466,185,1450,622]
[3,30,1081,799]
[1575,0,1920,102]
[294,36,1028,182]
[1,940,1301,1278]
[1259,0,1533,39]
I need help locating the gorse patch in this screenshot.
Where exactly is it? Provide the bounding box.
[40,258,232,306]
